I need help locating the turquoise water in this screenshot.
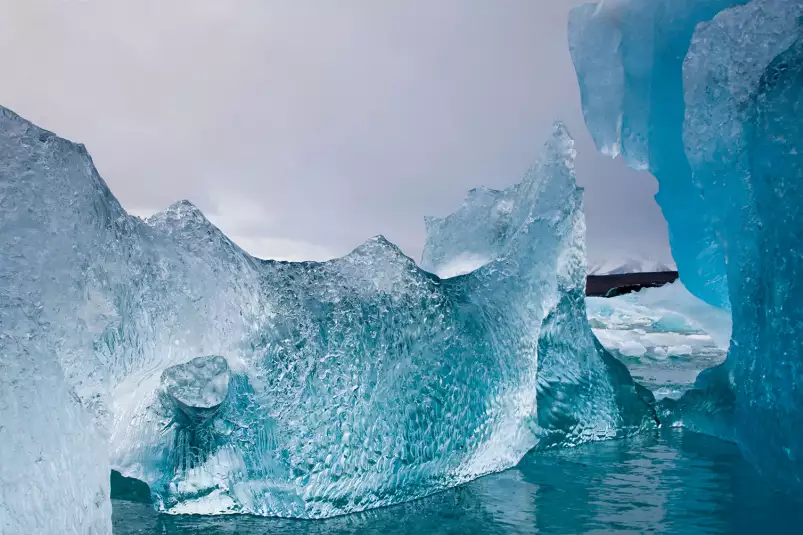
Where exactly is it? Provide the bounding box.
[112,428,802,534]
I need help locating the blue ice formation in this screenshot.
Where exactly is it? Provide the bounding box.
[570,0,803,489]
[161,355,231,422]
[419,133,657,449]
[0,107,654,530]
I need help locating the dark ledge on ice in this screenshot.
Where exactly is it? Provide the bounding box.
[110,470,152,504]
[586,271,679,298]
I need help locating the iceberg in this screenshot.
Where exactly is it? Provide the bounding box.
[0,109,118,534]
[570,0,803,489]
[0,107,655,530]
[421,124,657,450]
[568,0,748,309]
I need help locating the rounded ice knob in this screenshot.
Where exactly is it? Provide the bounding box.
[160,355,230,421]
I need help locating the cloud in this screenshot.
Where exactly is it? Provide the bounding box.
[128,197,338,262]
[0,0,673,266]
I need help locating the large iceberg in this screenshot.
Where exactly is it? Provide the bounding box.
[570,0,803,489]
[0,107,655,531]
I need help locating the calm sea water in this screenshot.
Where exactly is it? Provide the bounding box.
[112,428,802,534]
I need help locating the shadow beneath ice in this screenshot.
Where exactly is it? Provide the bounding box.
[111,470,152,505]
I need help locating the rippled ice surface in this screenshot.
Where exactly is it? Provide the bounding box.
[113,428,802,534]
[113,285,764,533]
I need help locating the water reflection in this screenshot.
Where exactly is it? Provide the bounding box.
[113,429,802,534]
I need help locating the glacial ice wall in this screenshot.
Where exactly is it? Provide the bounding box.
[0,103,265,532]
[570,0,803,490]
[0,107,655,530]
[568,0,748,309]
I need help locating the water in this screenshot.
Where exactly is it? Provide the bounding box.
[112,428,802,534]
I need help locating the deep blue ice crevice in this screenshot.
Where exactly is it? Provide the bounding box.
[569,0,749,309]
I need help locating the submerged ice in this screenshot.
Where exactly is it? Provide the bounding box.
[0,108,655,531]
[571,0,803,490]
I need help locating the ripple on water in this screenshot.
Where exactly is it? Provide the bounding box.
[112,429,802,534]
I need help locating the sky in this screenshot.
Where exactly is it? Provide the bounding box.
[0,0,673,266]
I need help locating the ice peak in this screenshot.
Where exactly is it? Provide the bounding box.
[145,200,220,235]
[150,199,207,221]
[346,235,415,265]
[0,104,35,127]
[541,121,576,166]
[170,199,203,212]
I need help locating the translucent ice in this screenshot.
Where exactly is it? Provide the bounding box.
[161,356,231,422]
[0,107,118,534]
[569,0,748,309]
[570,0,803,489]
[421,125,657,449]
[0,107,655,528]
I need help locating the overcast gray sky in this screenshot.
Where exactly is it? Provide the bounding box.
[0,0,672,265]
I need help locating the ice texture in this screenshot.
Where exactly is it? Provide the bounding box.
[161,356,230,421]
[0,108,655,528]
[569,0,749,309]
[420,125,657,449]
[0,108,117,534]
[570,0,803,489]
